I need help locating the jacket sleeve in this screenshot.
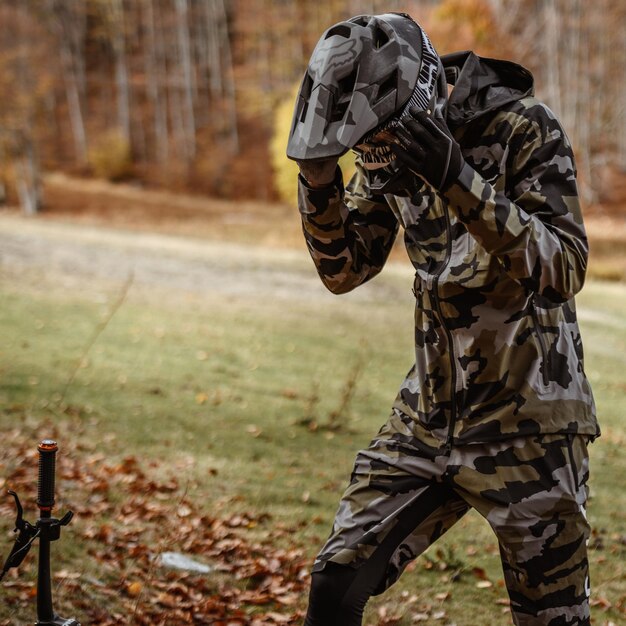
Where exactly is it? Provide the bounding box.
[298,161,399,294]
[442,101,588,303]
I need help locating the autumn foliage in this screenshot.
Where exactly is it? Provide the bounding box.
[0,423,309,624]
[0,0,624,211]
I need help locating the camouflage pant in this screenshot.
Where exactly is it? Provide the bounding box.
[312,409,592,625]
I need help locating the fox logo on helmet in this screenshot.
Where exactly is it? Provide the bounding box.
[310,38,358,82]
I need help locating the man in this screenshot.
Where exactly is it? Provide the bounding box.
[286,13,599,626]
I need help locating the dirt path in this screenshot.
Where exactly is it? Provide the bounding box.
[2,211,625,332]
[0,213,412,303]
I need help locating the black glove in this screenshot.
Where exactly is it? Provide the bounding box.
[390,107,464,191]
[297,157,339,189]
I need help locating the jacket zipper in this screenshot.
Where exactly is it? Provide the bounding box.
[530,297,550,386]
[430,201,457,451]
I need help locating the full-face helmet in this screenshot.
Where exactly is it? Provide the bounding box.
[286,12,446,170]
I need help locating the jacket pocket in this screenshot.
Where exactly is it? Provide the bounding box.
[530,299,550,387]
[565,434,580,493]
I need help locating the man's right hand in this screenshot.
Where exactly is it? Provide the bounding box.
[296,157,339,189]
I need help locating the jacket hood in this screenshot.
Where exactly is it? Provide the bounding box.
[441,51,534,128]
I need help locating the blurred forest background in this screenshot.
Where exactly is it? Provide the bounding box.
[1,0,625,213]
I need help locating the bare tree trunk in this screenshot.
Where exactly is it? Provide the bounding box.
[258,0,272,104]
[0,139,6,205]
[544,0,562,116]
[46,0,88,163]
[143,0,169,163]
[562,0,581,135]
[61,47,88,162]
[11,7,43,214]
[578,30,594,204]
[164,0,188,165]
[190,0,213,129]
[216,0,239,153]
[205,0,223,98]
[613,4,626,171]
[110,0,131,145]
[169,79,187,164]
[14,131,41,215]
[175,0,196,163]
[188,4,202,103]
[155,0,171,164]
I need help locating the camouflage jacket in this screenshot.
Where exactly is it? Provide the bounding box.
[298,51,599,445]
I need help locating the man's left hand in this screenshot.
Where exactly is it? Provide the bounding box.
[390,107,464,191]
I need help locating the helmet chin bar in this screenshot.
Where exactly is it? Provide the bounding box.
[356,54,448,196]
[354,138,395,168]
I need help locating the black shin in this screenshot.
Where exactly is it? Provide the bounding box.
[304,485,454,625]
[304,562,367,626]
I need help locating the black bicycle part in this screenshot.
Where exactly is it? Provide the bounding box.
[0,440,80,625]
[37,440,57,511]
[0,491,39,581]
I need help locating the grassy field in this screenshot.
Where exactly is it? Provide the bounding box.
[0,233,624,624]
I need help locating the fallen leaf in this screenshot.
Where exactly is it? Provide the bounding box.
[177,504,192,518]
[590,597,612,609]
[0,420,312,625]
[126,581,143,597]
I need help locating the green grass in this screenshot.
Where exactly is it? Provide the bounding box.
[0,272,624,625]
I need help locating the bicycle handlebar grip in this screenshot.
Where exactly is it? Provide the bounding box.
[37,440,58,511]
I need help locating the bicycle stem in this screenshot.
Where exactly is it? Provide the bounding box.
[1,440,80,626]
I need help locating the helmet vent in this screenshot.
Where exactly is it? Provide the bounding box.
[337,68,358,94]
[299,101,309,123]
[351,16,370,27]
[330,100,349,123]
[372,26,389,49]
[325,24,352,39]
[300,73,314,99]
[375,69,398,103]
[298,74,314,122]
